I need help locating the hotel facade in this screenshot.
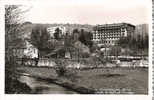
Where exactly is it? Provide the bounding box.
[92,23,135,46]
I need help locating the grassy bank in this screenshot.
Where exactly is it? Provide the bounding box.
[17,66,148,94]
[5,70,32,94]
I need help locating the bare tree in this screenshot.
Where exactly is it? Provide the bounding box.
[5,5,32,94]
[5,5,30,63]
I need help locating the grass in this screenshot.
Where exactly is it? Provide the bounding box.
[17,66,148,94]
[76,67,148,94]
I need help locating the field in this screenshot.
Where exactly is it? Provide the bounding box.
[17,66,148,94]
[77,67,148,94]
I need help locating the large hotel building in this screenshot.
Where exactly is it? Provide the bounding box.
[92,23,135,46]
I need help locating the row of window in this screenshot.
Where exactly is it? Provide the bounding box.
[93,34,125,37]
[96,30,125,33]
[93,37,123,39]
[94,32,125,35]
[93,37,120,40]
[93,35,124,38]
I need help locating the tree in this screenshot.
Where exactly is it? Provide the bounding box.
[108,46,121,56]
[5,5,32,94]
[73,28,79,34]
[117,36,129,48]
[5,5,31,62]
[117,33,149,56]
[72,28,80,42]
[30,25,51,52]
[78,29,93,48]
[5,5,31,63]
[5,6,21,61]
[54,27,62,40]
[144,34,148,49]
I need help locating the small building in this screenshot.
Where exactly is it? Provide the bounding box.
[23,40,38,58]
[12,39,38,59]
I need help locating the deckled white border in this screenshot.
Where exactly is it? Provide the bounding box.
[0,0,152,100]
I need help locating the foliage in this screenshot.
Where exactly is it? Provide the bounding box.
[5,5,31,63]
[5,69,32,94]
[73,28,79,34]
[90,42,100,53]
[64,32,74,48]
[55,60,67,77]
[56,66,67,77]
[108,46,121,56]
[5,5,32,94]
[5,6,21,60]
[117,34,148,55]
[54,27,62,40]
[55,59,77,82]
[30,25,51,51]
[78,29,93,48]
[72,28,80,42]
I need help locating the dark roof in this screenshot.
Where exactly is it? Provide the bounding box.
[45,47,64,57]
[94,23,135,30]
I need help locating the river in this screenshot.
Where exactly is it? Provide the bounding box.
[18,75,78,94]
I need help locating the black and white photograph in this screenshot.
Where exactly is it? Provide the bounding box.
[4,0,150,95]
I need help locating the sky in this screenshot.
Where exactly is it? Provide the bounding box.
[24,0,150,25]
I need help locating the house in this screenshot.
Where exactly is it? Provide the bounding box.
[23,40,38,58]
[12,39,38,59]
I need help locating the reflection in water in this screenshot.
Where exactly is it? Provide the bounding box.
[19,75,77,94]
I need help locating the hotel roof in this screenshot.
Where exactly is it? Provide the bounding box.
[94,23,135,29]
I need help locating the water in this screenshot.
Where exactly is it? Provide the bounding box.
[19,75,77,94]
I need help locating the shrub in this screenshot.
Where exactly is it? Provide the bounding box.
[56,65,67,77]
[55,59,78,82]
